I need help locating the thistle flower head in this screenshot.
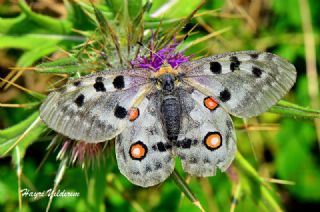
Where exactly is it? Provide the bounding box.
[131,39,191,71]
[56,139,104,167]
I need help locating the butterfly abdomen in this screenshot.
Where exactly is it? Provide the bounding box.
[160,95,182,141]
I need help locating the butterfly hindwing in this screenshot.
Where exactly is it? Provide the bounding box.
[174,88,236,176]
[40,69,152,143]
[115,94,175,187]
[180,51,296,118]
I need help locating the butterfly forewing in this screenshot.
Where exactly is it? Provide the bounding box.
[180,51,296,118]
[40,69,152,143]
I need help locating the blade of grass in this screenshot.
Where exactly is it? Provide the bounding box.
[180,27,232,50]
[230,182,241,212]
[0,115,42,157]
[270,100,320,118]
[171,169,205,212]
[235,152,282,211]
[0,102,39,108]
[299,0,320,148]
[0,111,40,141]
[156,0,206,49]
[91,2,123,65]
[13,146,23,210]
[46,159,68,212]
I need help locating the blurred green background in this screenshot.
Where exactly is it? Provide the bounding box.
[0,0,319,211]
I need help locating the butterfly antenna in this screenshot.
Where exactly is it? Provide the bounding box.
[137,41,167,64]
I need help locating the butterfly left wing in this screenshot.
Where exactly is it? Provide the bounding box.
[174,87,236,176]
[115,93,175,187]
[179,51,296,118]
[40,69,152,143]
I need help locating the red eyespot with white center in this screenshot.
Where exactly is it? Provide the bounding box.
[129,141,148,160]
[203,132,222,151]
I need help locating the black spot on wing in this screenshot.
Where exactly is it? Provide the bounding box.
[249,53,259,59]
[182,139,192,149]
[189,157,198,164]
[219,89,231,102]
[145,165,152,173]
[203,157,210,164]
[132,170,141,175]
[157,142,166,152]
[174,139,197,149]
[168,136,178,141]
[74,94,85,107]
[73,81,81,86]
[113,75,125,89]
[152,142,172,152]
[252,66,263,78]
[230,56,241,71]
[154,161,162,170]
[114,105,127,119]
[209,61,222,74]
[94,77,106,92]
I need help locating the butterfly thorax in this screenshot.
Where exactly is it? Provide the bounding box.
[151,64,181,93]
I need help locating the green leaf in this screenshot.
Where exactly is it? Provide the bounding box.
[18,0,72,34]
[0,34,84,50]
[105,0,143,20]
[35,57,92,75]
[0,13,27,33]
[150,0,202,18]
[276,119,320,200]
[0,111,40,142]
[0,111,47,158]
[0,1,72,35]
[17,44,60,67]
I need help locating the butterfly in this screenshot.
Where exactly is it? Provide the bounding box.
[39,51,296,187]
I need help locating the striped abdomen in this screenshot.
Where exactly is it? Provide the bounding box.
[161,95,181,141]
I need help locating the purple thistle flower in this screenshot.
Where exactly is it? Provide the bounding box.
[131,39,191,71]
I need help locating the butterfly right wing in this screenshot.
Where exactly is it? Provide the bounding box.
[174,87,237,176]
[115,93,175,187]
[40,69,152,143]
[180,51,296,118]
